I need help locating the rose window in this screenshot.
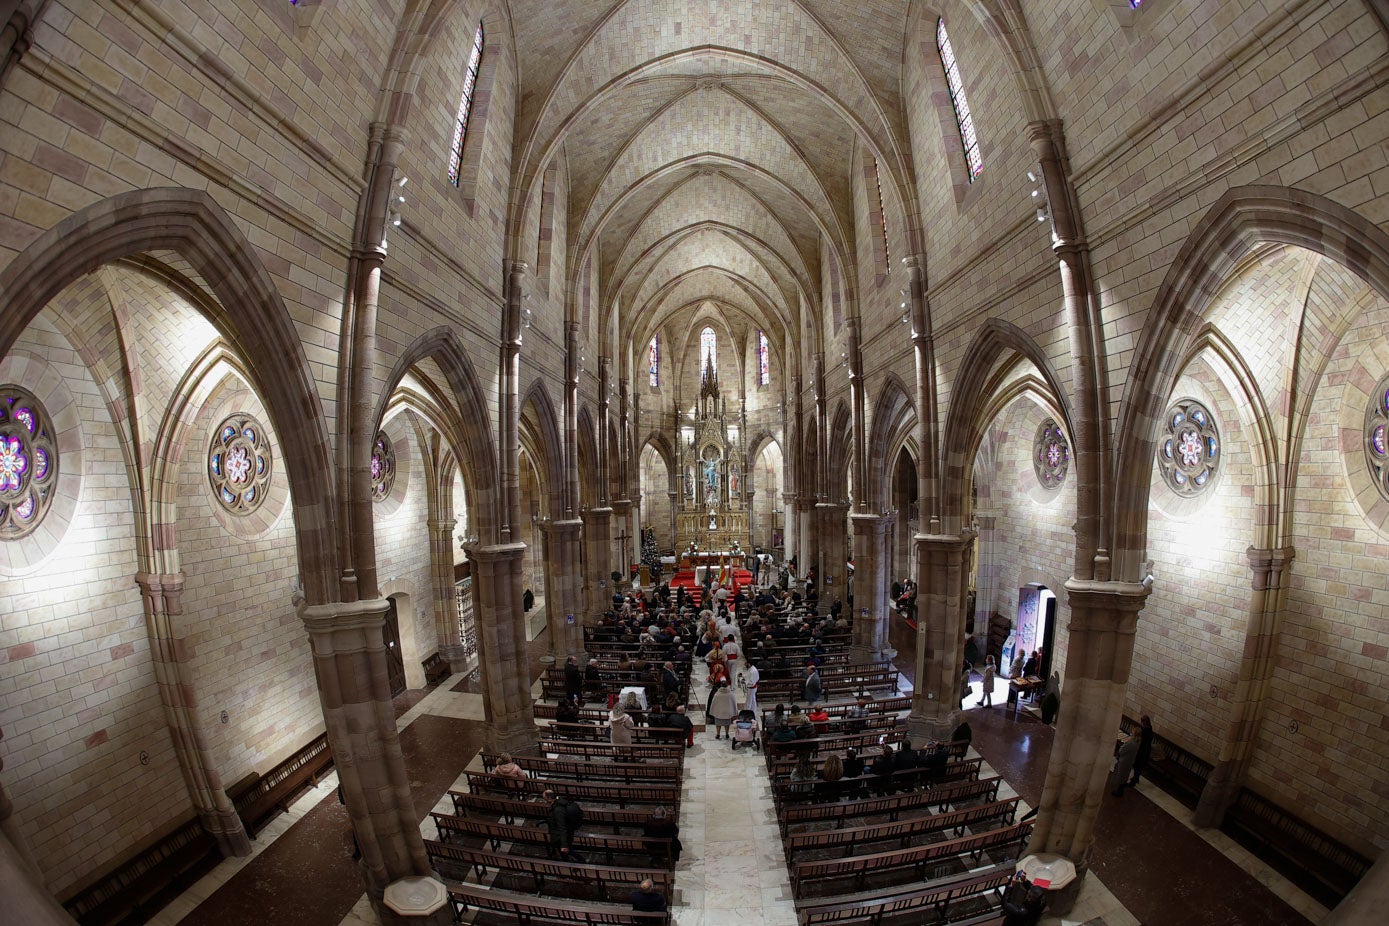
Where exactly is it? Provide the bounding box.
[1366,375,1389,501]
[1157,399,1220,496]
[0,385,58,539]
[371,431,396,502]
[1032,418,1070,490]
[208,413,273,514]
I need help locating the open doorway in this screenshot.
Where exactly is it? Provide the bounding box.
[383,596,407,698]
[1007,583,1056,679]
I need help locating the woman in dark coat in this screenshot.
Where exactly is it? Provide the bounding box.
[1129,715,1154,787]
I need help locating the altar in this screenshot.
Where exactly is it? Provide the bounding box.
[674,356,752,554]
[679,550,747,570]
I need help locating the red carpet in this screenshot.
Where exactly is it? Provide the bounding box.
[669,568,754,606]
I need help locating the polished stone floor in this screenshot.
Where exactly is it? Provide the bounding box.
[156,609,1329,926]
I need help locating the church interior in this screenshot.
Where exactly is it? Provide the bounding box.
[1,0,1387,924]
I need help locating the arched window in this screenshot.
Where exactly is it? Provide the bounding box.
[936,18,982,182]
[873,158,890,273]
[701,327,717,376]
[649,335,660,388]
[758,331,770,386]
[447,22,485,187]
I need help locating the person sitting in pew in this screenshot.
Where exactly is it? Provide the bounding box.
[870,744,896,793]
[921,740,949,778]
[892,739,919,772]
[556,694,582,725]
[631,878,668,913]
[494,752,527,779]
[842,746,865,778]
[642,807,682,863]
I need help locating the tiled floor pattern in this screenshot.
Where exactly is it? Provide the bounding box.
[163,614,1332,926]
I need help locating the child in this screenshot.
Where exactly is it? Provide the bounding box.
[732,708,760,751]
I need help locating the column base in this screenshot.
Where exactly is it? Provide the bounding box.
[488,719,538,755]
[200,806,252,858]
[907,710,960,743]
[440,644,471,675]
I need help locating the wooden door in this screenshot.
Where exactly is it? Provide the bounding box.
[383,597,407,698]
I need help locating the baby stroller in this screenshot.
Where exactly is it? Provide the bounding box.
[732,709,761,751]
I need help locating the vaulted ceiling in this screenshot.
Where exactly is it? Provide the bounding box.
[507,0,917,368]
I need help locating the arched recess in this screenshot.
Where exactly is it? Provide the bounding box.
[519,380,565,519]
[827,400,853,504]
[0,187,338,604]
[638,433,676,550]
[373,326,501,545]
[1113,185,1389,581]
[866,373,917,512]
[940,319,1077,535]
[749,435,785,551]
[576,405,600,509]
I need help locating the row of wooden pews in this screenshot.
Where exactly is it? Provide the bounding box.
[764,696,1020,926]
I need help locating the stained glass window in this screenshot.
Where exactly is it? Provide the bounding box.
[1365,375,1389,501]
[1130,1,1144,7]
[649,336,659,388]
[447,22,485,187]
[758,331,770,386]
[936,19,983,182]
[1033,418,1069,490]
[1157,399,1220,497]
[371,432,396,502]
[701,327,716,377]
[208,413,273,515]
[0,385,58,539]
[873,159,890,272]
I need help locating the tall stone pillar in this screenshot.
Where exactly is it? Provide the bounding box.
[0,762,73,925]
[136,573,251,858]
[1027,580,1148,875]
[611,498,633,580]
[539,519,586,661]
[908,532,974,741]
[582,507,614,615]
[462,543,535,753]
[1195,546,1296,827]
[667,490,678,550]
[781,492,796,563]
[427,519,468,672]
[815,502,850,601]
[795,495,817,576]
[299,599,450,924]
[850,513,893,662]
[972,509,1001,655]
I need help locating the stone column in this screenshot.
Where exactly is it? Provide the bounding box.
[0,768,73,925]
[667,490,678,549]
[611,498,633,580]
[1027,580,1148,883]
[815,502,850,599]
[539,519,585,661]
[299,599,450,925]
[582,507,614,615]
[427,519,468,672]
[908,532,975,741]
[850,513,893,662]
[461,543,535,753]
[1194,546,1296,827]
[796,495,817,577]
[972,509,1002,655]
[781,492,797,563]
[135,573,251,858]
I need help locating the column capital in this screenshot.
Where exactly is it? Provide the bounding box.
[1063,577,1150,618]
[913,530,977,553]
[300,597,390,639]
[1246,545,1296,590]
[538,518,583,538]
[461,541,528,564]
[850,511,893,535]
[427,518,456,532]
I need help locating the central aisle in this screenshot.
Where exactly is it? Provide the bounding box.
[674,659,798,926]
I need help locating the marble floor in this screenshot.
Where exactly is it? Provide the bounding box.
[160,617,1331,926]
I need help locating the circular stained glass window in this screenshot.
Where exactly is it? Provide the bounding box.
[208,413,272,515]
[0,385,59,540]
[371,432,396,502]
[1157,398,1220,497]
[1033,418,1070,490]
[1365,375,1389,501]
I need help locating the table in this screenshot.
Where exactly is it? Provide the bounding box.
[1007,676,1044,714]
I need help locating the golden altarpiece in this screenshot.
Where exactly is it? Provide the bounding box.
[675,358,750,555]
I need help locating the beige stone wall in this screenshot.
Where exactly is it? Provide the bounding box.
[0,320,191,896]
[639,446,672,551]
[981,399,1077,680]
[178,381,321,793]
[374,414,435,668]
[1130,366,1256,763]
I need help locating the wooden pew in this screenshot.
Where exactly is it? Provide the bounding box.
[772,758,984,804]
[541,720,687,746]
[444,881,671,926]
[534,738,686,764]
[447,791,657,833]
[759,696,911,723]
[478,752,682,786]
[463,771,680,810]
[431,813,675,866]
[784,798,1020,857]
[768,740,969,776]
[777,777,1004,836]
[765,729,910,759]
[756,666,901,699]
[426,839,670,904]
[793,864,1013,925]
[789,822,1031,898]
